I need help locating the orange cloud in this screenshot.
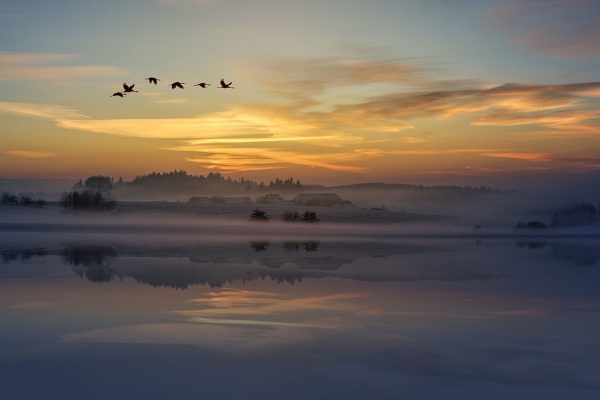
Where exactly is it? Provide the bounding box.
[0,101,86,119]
[482,152,551,161]
[4,150,56,159]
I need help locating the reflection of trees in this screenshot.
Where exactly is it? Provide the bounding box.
[62,245,118,283]
[282,241,320,252]
[516,241,548,249]
[249,241,271,252]
[515,241,600,267]
[551,243,598,267]
[125,266,305,289]
[5,241,498,289]
[304,241,320,252]
[1,248,47,263]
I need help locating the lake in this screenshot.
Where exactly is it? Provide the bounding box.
[1,229,600,399]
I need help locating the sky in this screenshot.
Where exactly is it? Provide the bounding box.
[1,0,600,185]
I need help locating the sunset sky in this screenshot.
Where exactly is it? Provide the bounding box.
[2,0,600,184]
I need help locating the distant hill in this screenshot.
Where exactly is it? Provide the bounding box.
[68,171,509,199]
[331,182,510,194]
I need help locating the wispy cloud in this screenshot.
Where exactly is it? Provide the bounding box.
[0,52,123,81]
[181,147,370,173]
[4,150,56,159]
[0,101,86,119]
[482,152,551,161]
[257,56,425,95]
[327,81,600,135]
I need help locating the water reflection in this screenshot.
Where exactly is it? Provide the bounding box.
[515,240,599,266]
[551,243,598,267]
[1,247,47,262]
[2,240,502,288]
[2,235,600,399]
[515,240,548,249]
[2,239,600,289]
[63,245,118,283]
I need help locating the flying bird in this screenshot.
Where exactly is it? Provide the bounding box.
[146,77,160,85]
[123,83,138,93]
[171,81,185,89]
[219,79,234,89]
[111,92,125,97]
[194,82,211,88]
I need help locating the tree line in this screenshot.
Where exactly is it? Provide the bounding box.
[111,171,305,193]
[1,192,46,207]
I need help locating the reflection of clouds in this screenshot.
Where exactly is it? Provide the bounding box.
[176,289,368,319]
[63,289,371,350]
[59,287,600,392]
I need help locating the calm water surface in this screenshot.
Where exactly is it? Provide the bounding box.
[1,231,600,399]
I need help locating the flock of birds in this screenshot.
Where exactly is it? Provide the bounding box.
[111,77,234,97]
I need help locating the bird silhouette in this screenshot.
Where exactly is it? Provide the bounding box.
[171,82,185,89]
[194,82,211,88]
[111,92,125,97]
[123,83,138,93]
[219,79,234,89]
[146,77,160,85]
